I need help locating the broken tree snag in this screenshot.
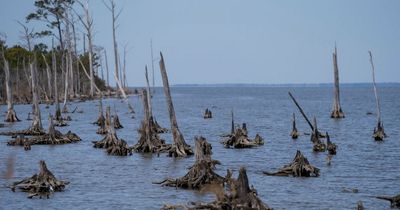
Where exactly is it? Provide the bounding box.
[290,113,299,139]
[162,167,272,210]
[311,117,326,152]
[159,52,193,157]
[288,91,314,131]
[9,160,69,199]
[369,51,386,141]
[113,110,123,129]
[331,46,345,118]
[203,108,212,119]
[92,106,131,156]
[376,194,400,208]
[221,113,264,148]
[263,150,320,177]
[326,132,337,155]
[155,136,224,189]
[132,89,171,154]
[2,52,20,122]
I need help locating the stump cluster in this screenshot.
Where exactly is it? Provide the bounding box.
[9,160,69,199]
[221,123,264,149]
[263,150,319,177]
[155,136,224,189]
[162,167,272,210]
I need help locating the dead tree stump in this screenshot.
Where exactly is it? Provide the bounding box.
[2,51,20,122]
[9,160,69,199]
[311,117,326,152]
[155,136,224,189]
[133,89,171,153]
[263,150,319,177]
[290,113,299,139]
[203,108,212,119]
[331,46,345,118]
[376,194,400,208]
[113,112,123,129]
[92,106,131,156]
[159,52,193,157]
[162,167,272,210]
[326,132,337,155]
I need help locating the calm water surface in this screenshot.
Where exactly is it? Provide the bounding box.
[1,86,399,209]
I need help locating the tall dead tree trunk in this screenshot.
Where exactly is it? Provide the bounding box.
[104,49,110,87]
[42,54,52,102]
[369,51,386,141]
[150,39,155,94]
[331,46,345,118]
[2,52,20,122]
[30,62,44,134]
[159,52,193,157]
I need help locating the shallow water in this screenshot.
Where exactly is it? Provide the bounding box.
[0,86,399,209]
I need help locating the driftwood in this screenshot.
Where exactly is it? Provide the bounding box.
[132,89,171,154]
[331,46,345,118]
[2,52,20,122]
[290,113,299,139]
[376,194,400,208]
[92,106,131,156]
[221,112,264,148]
[369,51,386,141]
[263,150,319,177]
[162,167,272,210]
[7,115,81,147]
[159,52,193,157]
[9,160,69,199]
[155,136,224,189]
[203,108,212,119]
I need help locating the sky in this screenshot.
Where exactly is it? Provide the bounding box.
[0,0,399,86]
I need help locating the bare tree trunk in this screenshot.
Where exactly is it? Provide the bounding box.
[150,39,155,94]
[30,62,43,133]
[104,49,110,87]
[53,49,62,122]
[42,54,52,102]
[145,66,153,118]
[2,52,20,122]
[288,91,314,131]
[331,46,345,118]
[159,52,192,157]
[369,51,386,140]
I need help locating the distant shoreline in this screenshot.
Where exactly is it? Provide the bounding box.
[168,82,400,88]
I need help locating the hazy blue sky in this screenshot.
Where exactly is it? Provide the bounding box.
[1,0,399,86]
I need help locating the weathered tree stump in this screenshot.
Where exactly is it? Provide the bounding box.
[263,150,319,177]
[376,194,400,208]
[92,106,131,156]
[331,46,345,118]
[311,117,326,152]
[93,98,105,126]
[162,167,272,210]
[203,108,212,119]
[133,89,171,154]
[9,160,69,199]
[159,53,193,157]
[113,112,123,129]
[155,136,224,189]
[326,132,337,155]
[290,113,300,139]
[369,51,387,141]
[2,51,20,122]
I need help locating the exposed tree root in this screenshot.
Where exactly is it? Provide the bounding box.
[263,150,319,177]
[9,160,69,199]
[155,136,224,189]
[5,109,20,122]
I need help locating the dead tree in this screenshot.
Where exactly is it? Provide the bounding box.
[52,49,68,127]
[30,63,44,135]
[311,117,326,152]
[159,52,193,157]
[2,51,20,122]
[263,150,320,177]
[92,106,131,156]
[113,111,123,129]
[145,66,167,133]
[290,113,299,139]
[369,51,386,141]
[376,194,400,208]
[331,46,345,118]
[203,108,212,119]
[162,167,272,210]
[155,136,224,189]
[326,132,337,155]
[9,160,69,199]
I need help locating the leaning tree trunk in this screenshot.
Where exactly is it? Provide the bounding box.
[331,46,345,118]
[369,51,386,141]
[3,53,20,122]
[159,52,193,157]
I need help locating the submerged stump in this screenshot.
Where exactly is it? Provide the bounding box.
[221,125,264,148]
[203,108,212,119]
[155,136,224,189]
[263,150,320,177]
[9,160,69,199]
